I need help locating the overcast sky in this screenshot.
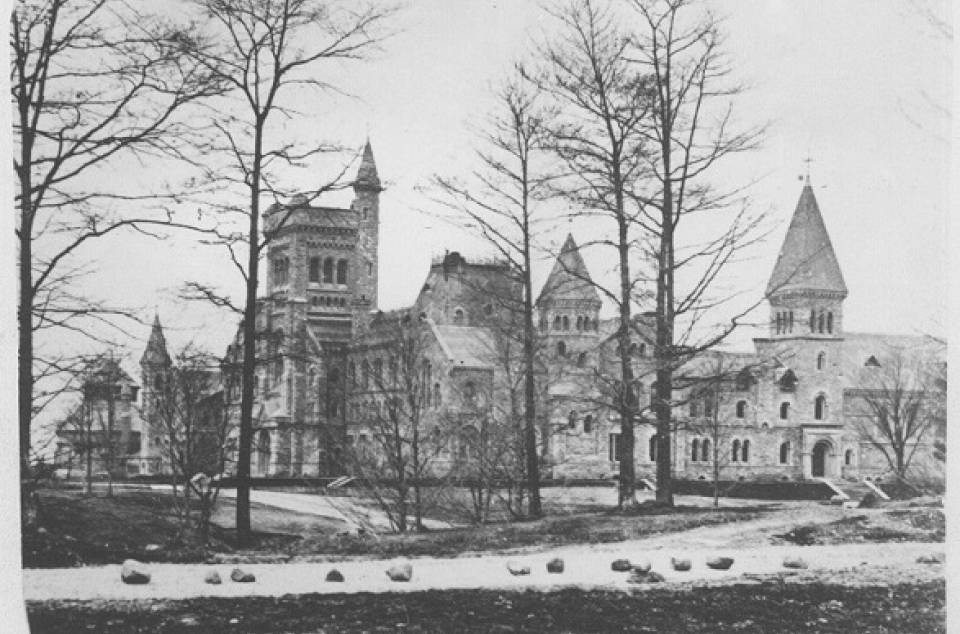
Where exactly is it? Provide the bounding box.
[15,0,952,375]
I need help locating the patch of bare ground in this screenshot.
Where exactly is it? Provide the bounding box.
[26,581,945,633]
[771,505,944,546]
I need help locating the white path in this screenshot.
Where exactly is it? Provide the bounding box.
[23,542,942,602]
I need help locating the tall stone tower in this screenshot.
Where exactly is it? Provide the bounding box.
[765,181,848,340]
[350,140,382,314]
[538,234,602,361]
[139,314,171,407]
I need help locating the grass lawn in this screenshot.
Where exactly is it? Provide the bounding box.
[27,580,945,633]
[23,488,769,567]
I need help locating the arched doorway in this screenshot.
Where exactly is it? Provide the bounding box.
[811,440,831,477]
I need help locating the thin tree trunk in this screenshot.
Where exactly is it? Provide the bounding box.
[521,187,542,517]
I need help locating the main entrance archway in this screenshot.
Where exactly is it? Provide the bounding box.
[811,440,831,477]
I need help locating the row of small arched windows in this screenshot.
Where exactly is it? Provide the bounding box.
[544,314,597,332]
[308,257,349,285]
[566,411,594,433]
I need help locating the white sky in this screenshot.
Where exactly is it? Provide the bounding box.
[12,0,954,374]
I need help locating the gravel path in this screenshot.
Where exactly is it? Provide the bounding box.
[23,541,942,602]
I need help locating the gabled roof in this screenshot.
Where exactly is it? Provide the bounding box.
[538,234,601,305]
[766,184,847,297]
[432,324,497,369]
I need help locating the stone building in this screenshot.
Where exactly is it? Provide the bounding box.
[107,147,942,489]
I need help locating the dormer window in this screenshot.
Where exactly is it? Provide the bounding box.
[865,355,881,367]
[779,369,797,392]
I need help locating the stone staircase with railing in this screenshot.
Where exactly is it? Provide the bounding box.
[817,478,890,504]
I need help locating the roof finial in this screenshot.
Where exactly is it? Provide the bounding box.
[802,154,814,186]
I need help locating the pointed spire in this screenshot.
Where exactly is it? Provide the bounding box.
[766,183,847,298]
[353,139,382,192]
[140,313,171,367]
[538,234,601,305]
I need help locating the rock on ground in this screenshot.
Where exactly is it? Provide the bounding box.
[671,558,692,571]
[204,570,222,584]
[916,553,944,564]
[628,569,665,584]
[507,561,531,576]
[632,559,652,574]
[546,558,564,574]
[386,562,413,582]
[706,557,734,570]
[230,568,256,583]
[120,560,150,585]
[783,556,808,569]
[326,569,345,582]
[611,559,632,572]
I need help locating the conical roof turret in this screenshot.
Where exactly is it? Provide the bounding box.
[353,140,381,192]
[538,234,601,305]
[140,314,171,367]
[766,183,847,298]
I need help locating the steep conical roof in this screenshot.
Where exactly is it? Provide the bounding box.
[140,314,171,367]
[766,184,847,297]
[538,234,601,305]
[354,139,381,191]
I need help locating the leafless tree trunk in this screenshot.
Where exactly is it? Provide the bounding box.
[11,0,224,484]
[427,73,549,517]
[177,0,396,545]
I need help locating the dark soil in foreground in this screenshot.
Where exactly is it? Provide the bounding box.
[27,581,944,634]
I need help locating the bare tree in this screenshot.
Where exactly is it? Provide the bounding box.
[145,345,237,544]
[427,73,550,517]
[11,0,225,480]
[527,0,655,507]
[338,313,450,532]
[176,0,396,545]
[625,0,764,506]
[848,348,944,483]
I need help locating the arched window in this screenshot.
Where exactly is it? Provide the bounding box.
[817,311,825,333]
[562,315,570,330]
[389,357,398,384]
[348,361,356,386]
[736,400,747,418]
[788,311,794,332]
[649,434,658,461]
[577,352,587,368]
[361,360,370,389]
[731,439,741,462]
[817,352,826,370]
[844,448,853,466]
[827,312,834,333]
[701,438,711,462]
[736,369,753,391]
[689,400,699,417]
[576,316,583,330]
[309,257,321,282]
[814,394,827,420]
[257,430,271,474]
[691,438,700,461]
[336,259,348,285]
[639,343,646,356]
[554,315,561,330]
[462,381,475,406]
[568,411,577,430]
[373,358,383,385]
[703,392,714,418]
[583,415,593,434]
[780,402,790,419]
[780,441,790,464]
[434,383,441,407]
[629,343,638,355]
[453,308,464,323]
[273,257,289,285]
[809,309,815,332]
[557,341,567,357]
[775,312,782,334]
[779,370,797,392]
[583,317,590,330]
[742,439,750,462]
[323,257,334,283]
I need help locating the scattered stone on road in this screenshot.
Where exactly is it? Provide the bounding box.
[611,559,632,572]
[145,544,162,553]
[120,560,150,585]
[386,562,413,582]
[231,568,256,583]
[671,557,692,571]
[507,561,531,576]
[326,569,345,582]
[546,558,564,574]
[706,556,734,570]
[632,559,652,574]
[628,569,665,584]
[916,553,944,564]
[783,556,808,569]
[204,570,222,585]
